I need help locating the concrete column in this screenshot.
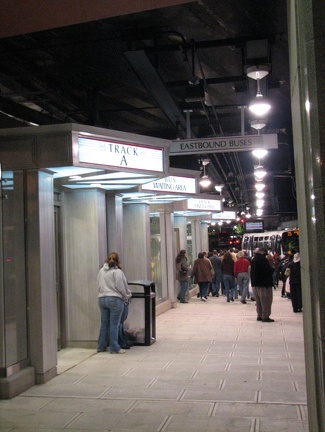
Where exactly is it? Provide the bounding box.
[106,195,124,258]
[123,204,151,280]
[200,221,209,253]
[174,216,188,251]
[288,1,325,430]
[26,170,57,384]
[62,189,107,346]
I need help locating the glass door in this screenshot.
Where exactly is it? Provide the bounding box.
[1,171,28,368]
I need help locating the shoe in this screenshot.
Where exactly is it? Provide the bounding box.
[121,345,131,349]
[215,294,219,297]
[177,296,180,301]
[197,293,200,298]
[212,293,216,297]
[180,301,189,303]
[110,349,126,354]
[256,317,262,321]
[201,297,207,302]
[250,298,255,301]
[97,349,106,352]
[227,300,230,303]
[231,297,234,302]
[241,300,247,304]
[262,318,274,322]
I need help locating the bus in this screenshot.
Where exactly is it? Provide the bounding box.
[242,228,299,257]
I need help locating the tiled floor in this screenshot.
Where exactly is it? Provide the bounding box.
[0,289,308,431]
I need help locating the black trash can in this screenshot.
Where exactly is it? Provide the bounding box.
[125,280,156,346]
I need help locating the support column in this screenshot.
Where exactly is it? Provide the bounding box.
[123,204,151,280]
[27,170,57,384]
[289,1,325,430]
[106,195,124,257]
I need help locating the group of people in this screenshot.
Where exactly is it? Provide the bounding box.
[176,247,302,321]
[96,247,302,354]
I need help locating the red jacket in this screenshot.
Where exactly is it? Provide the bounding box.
[234,257,251,278]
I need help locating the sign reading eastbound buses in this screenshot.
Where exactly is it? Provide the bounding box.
[170,134,278,155]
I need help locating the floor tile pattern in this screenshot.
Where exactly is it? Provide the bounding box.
[0,289,308,431]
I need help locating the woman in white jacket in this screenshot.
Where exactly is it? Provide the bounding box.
[97,252,132,354]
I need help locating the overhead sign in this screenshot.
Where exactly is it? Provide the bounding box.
[142,176,196,194]
[187,198,221,211]
[212,211,237,220]
[78,136,164,172]
[170,134,278,155]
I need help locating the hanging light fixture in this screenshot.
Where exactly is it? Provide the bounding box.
[246,66,271,117]
[254,165,267,180]
[200,159,211,188]
[249,80,271,116]
[255,182,265,192]
[250,119,267,131]
[256,199,264,209]
[252,149,268,159]
[256,208,263,216]
[256,191,265,199]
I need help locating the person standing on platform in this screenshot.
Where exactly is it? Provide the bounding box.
[289,252,302,313]
[221,251,236,302]
[191,252,213,301]
[234,251,251,304]
[97,252,132,354]
[175,249,191,303]
[250,248,275,322]
[209,249,222,297]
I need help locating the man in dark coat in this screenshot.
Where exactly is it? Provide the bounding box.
[250,248,275,322]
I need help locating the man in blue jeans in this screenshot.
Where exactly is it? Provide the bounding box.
[209,250,222,297]
[234,251,251,304]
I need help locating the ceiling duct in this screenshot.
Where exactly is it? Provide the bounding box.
[124,50,192,138]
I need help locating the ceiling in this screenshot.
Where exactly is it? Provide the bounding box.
[0,0,297,227]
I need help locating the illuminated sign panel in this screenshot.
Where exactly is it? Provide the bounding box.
[142,176,196,194]
[212,211,236,220]
[78,136,164,172]
[170,134,278,155]
[187,198,221,211]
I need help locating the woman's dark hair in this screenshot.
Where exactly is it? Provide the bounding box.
[176,249,186,264]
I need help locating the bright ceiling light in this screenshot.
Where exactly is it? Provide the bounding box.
[255,183,265,191]
[254,165,267,180]
[250,119,267,130]
[249,94,271,116]
[256,192,265,199]
[252,149,268,159]
[249,76,271,116]
[199,176,211,187]
[256,209,263,216]
[246,65,270,80]
[256,199,264,208]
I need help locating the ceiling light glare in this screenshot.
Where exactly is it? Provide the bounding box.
[215,184,224,192]
[256,192,265,199]
[249,94,271,116]
[252,149,268,159]
[255,183,265,191]
[256,209,263,216]
[246,212,252,219]
[250,119,267,130]
[256,199,264,208]
[200,176,211,187]
[254,165,267,180]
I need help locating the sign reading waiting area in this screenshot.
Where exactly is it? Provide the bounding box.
[142,176,196,194]
[78,136,164,172]
[170,134,278,155]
